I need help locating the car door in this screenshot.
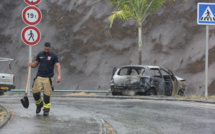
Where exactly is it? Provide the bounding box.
[149,68,165,95]
[160,68,173,96]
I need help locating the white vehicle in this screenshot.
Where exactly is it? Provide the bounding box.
[0,58,15,95]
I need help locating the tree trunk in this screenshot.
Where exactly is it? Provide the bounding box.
[138,24,142,65]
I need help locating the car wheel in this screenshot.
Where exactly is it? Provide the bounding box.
[178,89,185,96]
[112,91,117,96]
[146,88,157,96]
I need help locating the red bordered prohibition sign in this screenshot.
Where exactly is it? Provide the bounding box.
[22,6,42,25]
[24,0,41,5]
[21,26,41,46]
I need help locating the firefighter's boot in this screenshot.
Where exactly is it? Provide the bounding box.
[33,92,43,114]
[43,94,51,116]
[43,108,50,116]
[36,102,43,114]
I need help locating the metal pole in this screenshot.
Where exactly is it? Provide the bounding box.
[28,46,32,96]
[205,25,209,97]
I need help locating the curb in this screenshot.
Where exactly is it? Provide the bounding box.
[1,95,215,104]
[2,95,215,104]
[0,105,11,129]
[51,95,215,104]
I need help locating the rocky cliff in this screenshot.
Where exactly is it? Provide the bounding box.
[0,0,215,95]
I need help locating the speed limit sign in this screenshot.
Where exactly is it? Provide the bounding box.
[22,6,42,25]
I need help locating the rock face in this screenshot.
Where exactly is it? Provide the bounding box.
[0,0,215,95]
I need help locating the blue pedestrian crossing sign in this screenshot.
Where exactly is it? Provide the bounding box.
[197,3,215,25]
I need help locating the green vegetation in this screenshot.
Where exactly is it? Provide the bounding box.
[108,0,187,64]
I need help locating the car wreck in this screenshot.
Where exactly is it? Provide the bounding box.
[110,65,186,96]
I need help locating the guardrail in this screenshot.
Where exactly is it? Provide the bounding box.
[9,89,110,93]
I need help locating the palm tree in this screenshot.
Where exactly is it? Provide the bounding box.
[108,0,175,65]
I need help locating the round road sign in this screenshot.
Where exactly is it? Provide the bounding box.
[22,6,42,25]
[24,0,41,5]
[21,26,41,46]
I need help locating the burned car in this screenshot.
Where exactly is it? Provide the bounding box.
[110,65,186,96]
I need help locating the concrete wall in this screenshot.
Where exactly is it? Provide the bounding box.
[0,0,215,95]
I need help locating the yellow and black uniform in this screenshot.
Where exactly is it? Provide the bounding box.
[32,51,59,114]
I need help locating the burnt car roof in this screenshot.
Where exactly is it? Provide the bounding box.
[115,65,161,69]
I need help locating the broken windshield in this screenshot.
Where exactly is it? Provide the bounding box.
[118,67,145,76]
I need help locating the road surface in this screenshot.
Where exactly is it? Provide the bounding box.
[0,96,215,134]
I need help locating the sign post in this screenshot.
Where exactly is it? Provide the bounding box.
[205,25,209,97]
[197,3,215,97]
[22,0,42,95]
[21,26,41,91]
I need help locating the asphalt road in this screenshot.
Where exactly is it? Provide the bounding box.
[0,96,215,134]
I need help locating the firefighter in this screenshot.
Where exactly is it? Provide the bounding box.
[29,42,61,116]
